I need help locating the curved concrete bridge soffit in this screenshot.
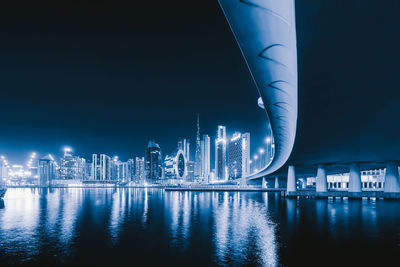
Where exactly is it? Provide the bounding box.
[218,0,298,178]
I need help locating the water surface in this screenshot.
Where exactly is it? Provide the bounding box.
[0,188,399,266]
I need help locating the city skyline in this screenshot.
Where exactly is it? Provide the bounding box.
[0,117,270,166]
[0,120,275,186]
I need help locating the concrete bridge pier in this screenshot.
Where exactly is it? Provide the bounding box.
[301,178,307,189]
[384,162,400,193]
[262,177,267,189]
[316,165,327,193]
[274,177,280,189]
[287,166,296,193]
[348,163,362,193]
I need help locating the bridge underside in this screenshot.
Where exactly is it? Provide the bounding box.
[278,0,400,177]
[251,0,400,179]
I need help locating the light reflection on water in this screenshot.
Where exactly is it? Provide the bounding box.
[1,188,400,266]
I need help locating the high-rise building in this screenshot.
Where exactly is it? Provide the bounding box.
[92,154,112,181]
[186,161,195,181]
[38,154,56,186]
[228,132,251,179]
[84,161,93,180]
[115,161,129,182]
[135,157,145,184]
[164,149,186,180]
[145,140,162,181]
[194,114,202,177]
[127,158,135,181]
[178,139,190,162]
[201,134,210,180]
[215,125,227,180]
[59,149,86,180]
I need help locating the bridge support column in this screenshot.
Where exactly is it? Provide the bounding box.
[384,162,400,193]
[262,177,267,189]
[302,178,307,189]
[274,176,279,189]
[348,163,362,193]
[287,166,296,192]
[316,165,327,193]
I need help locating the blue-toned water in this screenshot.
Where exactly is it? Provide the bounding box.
[0,188,399,266]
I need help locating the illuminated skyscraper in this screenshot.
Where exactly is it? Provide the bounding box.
[145,140,162,181]
[228,132,250,179]
[38,154,56,186]
[135,157,145,184]
[59,148,86,180]
[164,149,186,180]
[127,158,135,181]
[186,161,195,181]
[201,134,210,180]
[178,138,190,162]
[84,161,92,180]
[115,161,129,182]
[194,114,202,178]
[215,125,227,180]
[92,154,112,181]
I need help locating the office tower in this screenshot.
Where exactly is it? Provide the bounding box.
[201,134,210,180]
[186,161,195,181]
[164,155,175,179]
[59,149,86,180]
[215,125,227,180]
[115,161,129,182]
[194,114,202,177]
[84,161,93,180]
[92,154,112,181]
[38,154,56,186]
[178,138,190,162]
[164,149,186,180]
[127,158,135,181]
[228,132,251,179]
[145,140,162,181]
[242,133,251,176]
[135,157,145,184]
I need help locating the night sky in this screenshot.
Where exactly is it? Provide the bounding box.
[4,1,399,167]
[0,1,267,163]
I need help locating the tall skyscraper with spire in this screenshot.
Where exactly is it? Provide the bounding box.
[194,114,202,178]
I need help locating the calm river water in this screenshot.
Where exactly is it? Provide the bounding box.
[0,188,399,266]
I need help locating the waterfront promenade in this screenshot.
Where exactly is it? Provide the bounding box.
[165,185,400,199]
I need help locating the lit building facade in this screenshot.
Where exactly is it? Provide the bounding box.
[92,154,112,181]
[201,134,210,180]
[186,161,195,181]
[164,149,186,180]
[38,154,56,186]
[113,159,128,182]
[127,158,135,181]
[59,150,86,180]
[228,132,250,179]
[194,115,201,178]
[178,139,190,162]
[305,169,386,190]
[145,141,162,181]
[215,125,227,180]
[135,157,145,184]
